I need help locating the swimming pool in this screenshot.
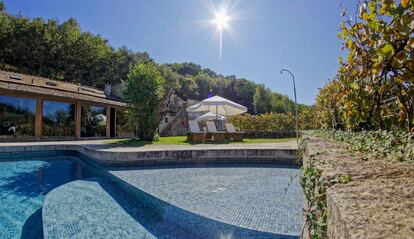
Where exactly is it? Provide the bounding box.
[109,164,304,238]
[0,151,303,239]
[0,156,95,239]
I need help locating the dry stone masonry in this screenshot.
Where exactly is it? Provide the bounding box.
[302,136,414,239]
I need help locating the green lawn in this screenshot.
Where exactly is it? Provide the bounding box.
[105,136,295,147]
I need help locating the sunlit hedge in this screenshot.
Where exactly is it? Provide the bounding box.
[229,111,320,132]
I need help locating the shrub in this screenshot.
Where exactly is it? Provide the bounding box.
[229,110,320,132]
[124,62,165,141]
[314,130,414,162]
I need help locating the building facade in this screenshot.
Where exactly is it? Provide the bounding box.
[0,71,133,141]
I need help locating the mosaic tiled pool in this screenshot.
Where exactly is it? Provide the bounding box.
[109,164,304,238]
[0,155,95,239]
[0,151,303,239]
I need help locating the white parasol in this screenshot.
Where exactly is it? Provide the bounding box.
[186,96,247,118]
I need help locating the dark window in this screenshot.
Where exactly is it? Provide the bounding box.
[42,100,75,137]
[110,108,115,138]
[116,109,134,137]
[81,105,107,137]
[0,95,36,139]
[165,117,169,123]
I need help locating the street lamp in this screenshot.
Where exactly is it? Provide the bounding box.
[280,69,299,143]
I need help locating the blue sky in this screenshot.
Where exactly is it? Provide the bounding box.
[4,0,356,105]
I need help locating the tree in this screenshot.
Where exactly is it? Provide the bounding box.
[164,62,299,114]
[316,79,344,129]
[271,93,295,113]
[317,0,414,131]
[253,84,273,114]
[232,78,256,113]
[0,4,150,88]
[194,73,213,99]
[124,63,165,141]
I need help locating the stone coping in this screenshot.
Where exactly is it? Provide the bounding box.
[0,140,297,150]
[303,136,414,239]
[0,141,298,166]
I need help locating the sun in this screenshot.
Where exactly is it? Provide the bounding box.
[214,11,229,29]
[209,2,236,60]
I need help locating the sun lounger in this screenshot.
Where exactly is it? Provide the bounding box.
[225,123,244,142]
[206,121,226,143]
[187,120,205,143]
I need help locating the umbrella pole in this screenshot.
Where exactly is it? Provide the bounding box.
[216,105,219,130]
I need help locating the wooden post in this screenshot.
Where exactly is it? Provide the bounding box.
[114,108,117,138]
[106,106,111,138]
[75,102,81,139]
[35,96,42,141]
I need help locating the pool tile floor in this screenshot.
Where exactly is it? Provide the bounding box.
[109,164,304,237]
[43,178,157,239]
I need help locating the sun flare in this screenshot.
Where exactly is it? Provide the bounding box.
[212,10,231,60]
[208,1,239,60]
[214,11,229,29]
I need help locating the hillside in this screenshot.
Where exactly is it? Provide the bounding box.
[0,1,302,114]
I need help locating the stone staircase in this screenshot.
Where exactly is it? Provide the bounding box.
[159,105,187,136]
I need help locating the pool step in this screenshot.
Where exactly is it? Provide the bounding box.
[42,178,156,239]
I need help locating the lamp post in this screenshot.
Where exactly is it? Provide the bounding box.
[280,69,299,143]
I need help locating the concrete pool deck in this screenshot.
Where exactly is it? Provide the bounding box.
[0,140,298,166]
[0,139,297,150]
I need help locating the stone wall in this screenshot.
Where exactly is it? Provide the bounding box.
[243,131,298,139]
[302,136,414,239]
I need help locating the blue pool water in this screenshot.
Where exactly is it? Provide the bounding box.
[0,152,303,239]
[0,157,93,239]
[109,164,304,238]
